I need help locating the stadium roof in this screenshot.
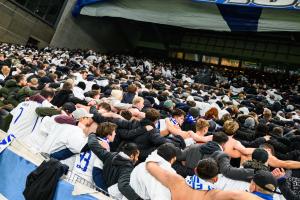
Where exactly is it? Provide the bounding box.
[74,0,300,32]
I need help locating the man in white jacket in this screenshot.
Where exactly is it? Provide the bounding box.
[130,143,178,200]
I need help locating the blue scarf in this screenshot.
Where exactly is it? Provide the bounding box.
[186,114,196,124]
[185,175,215,191]
[169,117,179,126]
[252,192,273,200]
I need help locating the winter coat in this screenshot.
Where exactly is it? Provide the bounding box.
[211,151,254,182]
[178,141,222,169]
[121,92,136,104]
[51,89,87,107]
[88,134,142,200]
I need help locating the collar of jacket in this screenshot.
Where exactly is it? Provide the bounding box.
[140,118,154,127]
[242,160,269,172]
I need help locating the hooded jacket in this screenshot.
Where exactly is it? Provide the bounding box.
[178,141,222,169]
[88,134,142,200]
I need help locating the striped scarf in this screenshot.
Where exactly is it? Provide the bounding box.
[185,175,215,191]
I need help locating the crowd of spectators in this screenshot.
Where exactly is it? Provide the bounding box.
[1,42,300,200]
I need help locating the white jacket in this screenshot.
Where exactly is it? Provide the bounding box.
[215,175,285,200]
[130,151,175,200]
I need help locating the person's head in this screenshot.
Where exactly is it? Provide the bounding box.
[37,70,46,78]
[145,108,160,123]
[91,84,101,91]
[48,73,58,82]
[260,143,275,156]
[28,78,39,88]
[120,110,132,120]
[62,80,74,91]
[127,84,137,94]
[72,108,93,126]
[157,143,177,164]
[205,107,219,120]
[77,81,86,91]
[263,108,272,121]
[96,122,117,142]
[195,158,219,183]
[252,148,269,164]
[14,74,27,86]
[249,170,277,195]
[172,108,186,126]
[111,89,123,100]
[163,100,174,110]
[98,102,111,114]
[272,127,284,137]
[80,70,88,80]
[196,118,210,134]
[62,102,76,116]
[132,96,144,110]
[223,120,239,136]
[213,132,229,150]
[40,87,55,102]
[90,90,100,99]
[188,107,200,119]
[1,65,10,75]
[121,143,140,164]
[244,117,256,129]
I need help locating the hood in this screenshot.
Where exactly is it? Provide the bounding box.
[140,118,155,127]
[145,150,174,172]
[242,160,269,172]
[29,94,46,104]
[185,175,215,191]
[54,115,76,126]
[200,141,221,155]
[4,79,17,87]
[111,152,134,167]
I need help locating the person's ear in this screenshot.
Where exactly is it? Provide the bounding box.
[212,176,218,183]
[194,168,198,176]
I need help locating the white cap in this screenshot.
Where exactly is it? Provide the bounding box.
[72,108,93,120]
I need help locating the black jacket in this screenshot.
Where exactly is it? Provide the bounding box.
[178,141,222,169]
[212,151,254,182]
[121,92,136,104]
[88,134,142,200]
[277,178,300,200]
[23,159,68,200]
[113,118,171,161]
[51,89,87,107]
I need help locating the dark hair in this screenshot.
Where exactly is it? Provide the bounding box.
[40,88,55,99]
[172,108,186,117]
[96,122,117,138]
[260,143,275,156]
[98,102,111,112]
[89,90,100,98]
[157,143,177,162]
[272,127,283,137]
[77,81,86,90]
[196,158,219,180]
[252,148,269,163]
[145,108,160,122]
[213,132,229,145]
[127,84,137,93]
[120,110,132,120]
[14,74,25,83]
[121,143,139,157]
[92,84,101,90]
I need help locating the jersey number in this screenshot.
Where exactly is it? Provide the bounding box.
[76,151,92,172]
[14,107,24,124]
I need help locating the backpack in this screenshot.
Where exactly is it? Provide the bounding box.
[23,159,68,200]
